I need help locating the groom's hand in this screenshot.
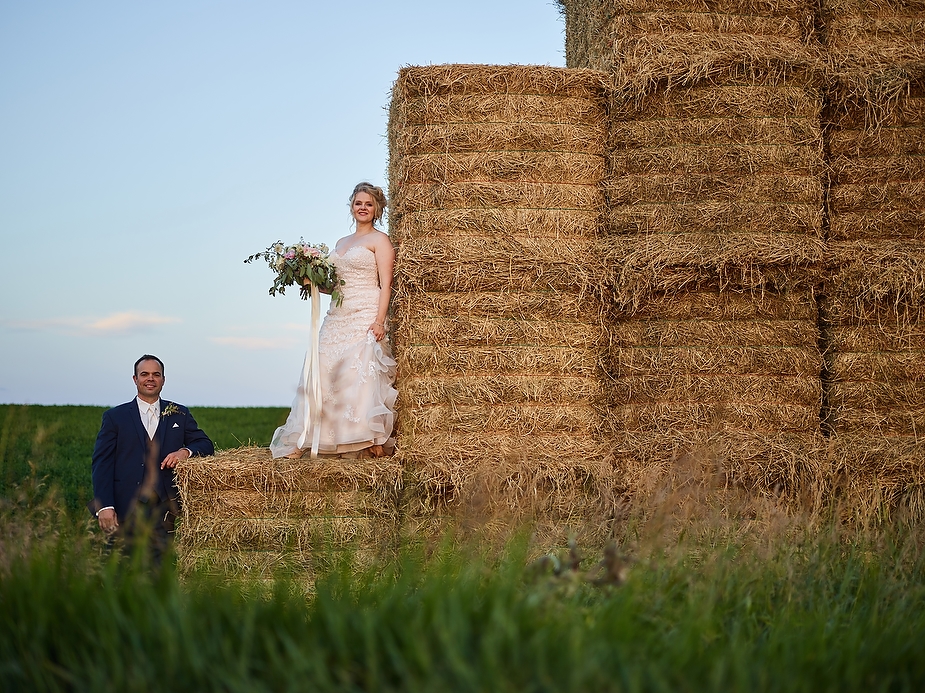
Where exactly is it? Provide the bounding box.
[161,447,191,469]
[98,508,118,534]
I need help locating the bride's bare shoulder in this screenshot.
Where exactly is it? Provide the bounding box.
[370,230,393,249]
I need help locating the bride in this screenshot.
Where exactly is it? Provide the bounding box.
[270,182,397,459]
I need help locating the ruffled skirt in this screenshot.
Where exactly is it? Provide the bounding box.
[270,330,397,458]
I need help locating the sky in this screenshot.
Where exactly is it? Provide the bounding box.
[0,1,567,407]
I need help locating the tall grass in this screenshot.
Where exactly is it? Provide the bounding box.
[2,470,924,692]
[2,406,924,691]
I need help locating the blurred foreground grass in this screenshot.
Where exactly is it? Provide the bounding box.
[1,472,924,692]
[2,404,925,691]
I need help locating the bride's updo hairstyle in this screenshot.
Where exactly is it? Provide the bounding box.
[350,182,387,227]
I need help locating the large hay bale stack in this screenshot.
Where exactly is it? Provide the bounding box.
[605,289,827,504]
[175,449,403,578]
[821,1,925,517]
[388,65,619,544]
[557,0,828,502]
[557,0,819,80]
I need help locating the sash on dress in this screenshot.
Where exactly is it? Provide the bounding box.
[296,283,323,458]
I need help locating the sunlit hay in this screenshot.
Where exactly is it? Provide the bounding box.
[830,210,925,244]
[827,90,925,132]
[393,152,606,187]
[175,447,404,575]
[822,0,925,122]
[175,447,403,494]
[608,317,819,348]
[398,455,622,548]
[827,153,925,243]
[828,122,925,158]
[181,487,390,520]
[397,345,601,378]
[607,373,820,407]
[181,516,388,551]
[605,343,821,377]
[613,198,821,235]
[395,181,604,212]
[387,63,612,547]
[830,433,925,524]
[626,287,817,321]
[395,92,607,126]
[610,429,830,512]
[557,0,821,84]
[605,401,821,433]
[391,63,612,100]
[610,115,821,149]
[609,144,824,177]
[618,82,823,121]
[399,374,604,406]
[390,122,607,158]
[402,403,602,437]
[831,179,925,213]
[400,315,603,349]
[826,242,925,321]
[600,234,826,310]
[395,237,603,293]
[825,315,925,438]
[606,173,821,205]
[389,208,602,242]
[392,290,601,321]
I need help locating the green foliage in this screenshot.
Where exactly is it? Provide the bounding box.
[0,405,287,516]
[3,406,925,690]
[245,239,345,305]
[1,495,925,692]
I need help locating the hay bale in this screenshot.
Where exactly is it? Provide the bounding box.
[830,433,925,523]
[388,64,613,543]
[175,448,404,576]
[610,430,829,509]
[557,0,822,88]
[399,455,622,548]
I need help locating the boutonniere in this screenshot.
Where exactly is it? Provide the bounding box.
[161,403,182,418]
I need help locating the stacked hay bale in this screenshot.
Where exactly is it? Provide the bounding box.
[821,0,925,518]
[175,449,403,579]
[388,65,619,545]
[558,0,829,504]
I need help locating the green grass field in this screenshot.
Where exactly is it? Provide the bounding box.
[2,404,924,691]
[0,404,288,515]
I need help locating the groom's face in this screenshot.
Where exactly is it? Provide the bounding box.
[134,359,165,402]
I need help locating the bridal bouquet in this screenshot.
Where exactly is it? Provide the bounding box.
[245,240,345,305]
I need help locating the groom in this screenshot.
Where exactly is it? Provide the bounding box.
[90,354,213,556]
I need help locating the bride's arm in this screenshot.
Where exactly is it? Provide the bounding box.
[370,235,395,341]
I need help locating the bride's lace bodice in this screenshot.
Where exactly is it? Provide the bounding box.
[320,245,382,355]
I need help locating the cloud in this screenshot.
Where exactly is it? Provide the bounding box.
[6,311,180,336]
[211,336,295,351]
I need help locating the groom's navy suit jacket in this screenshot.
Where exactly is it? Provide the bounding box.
[90,400,214,521]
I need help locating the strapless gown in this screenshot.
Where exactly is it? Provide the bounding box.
[270,245,397,458]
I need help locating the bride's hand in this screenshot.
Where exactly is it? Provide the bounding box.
[301,278,332,295]
[369,321,386,341]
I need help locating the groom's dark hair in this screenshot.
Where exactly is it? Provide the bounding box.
[134,354,165,377]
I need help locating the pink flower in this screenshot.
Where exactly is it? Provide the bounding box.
[310,248,321,257]
[285,250,296,259]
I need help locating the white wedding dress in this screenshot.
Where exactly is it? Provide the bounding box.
[270,245,397,458]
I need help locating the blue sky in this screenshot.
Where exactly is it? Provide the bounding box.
[0,1,566,407]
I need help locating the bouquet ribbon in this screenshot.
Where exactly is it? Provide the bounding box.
[296,283,323,458]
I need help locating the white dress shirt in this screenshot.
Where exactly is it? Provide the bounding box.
[137,396,160,439]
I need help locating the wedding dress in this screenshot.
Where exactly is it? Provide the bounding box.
[270,245,397,458]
